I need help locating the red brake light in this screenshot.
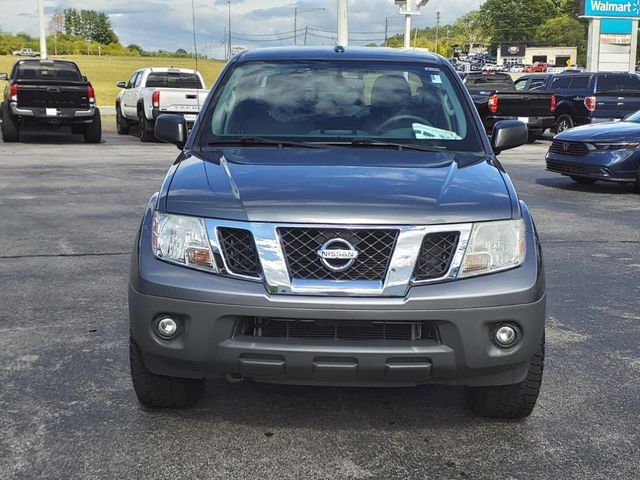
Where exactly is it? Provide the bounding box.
[152,90,160,108]
[488,94,499,114]
[584,96,597,112]
[9,83,18,99]
[550,94,557,113]
[87,85,95,103]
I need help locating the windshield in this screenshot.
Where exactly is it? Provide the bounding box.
[14,61,82,82]
[199,60,483,153]
[146,72,203,89]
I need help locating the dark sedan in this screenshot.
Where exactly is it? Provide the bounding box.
[546,113,640,192]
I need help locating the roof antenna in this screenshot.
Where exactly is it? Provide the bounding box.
[191,0,201,112]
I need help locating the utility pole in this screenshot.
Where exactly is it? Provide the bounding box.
[37,0,47,59]
[337,0,349,46]
[304,26,309,46]
[227,0,232,59]
[413,27,418,48]
[435,10,440,54]
[384,17,388,46]
[294,7,298,46]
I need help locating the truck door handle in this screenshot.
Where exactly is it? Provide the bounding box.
[186,94,197,99]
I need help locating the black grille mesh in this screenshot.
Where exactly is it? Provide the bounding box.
[218,228,261,277]
[278,228,399,281]
[251,318,438,341]
[546,160,598,176]
[549,141,589,157]
[413,232,459,281]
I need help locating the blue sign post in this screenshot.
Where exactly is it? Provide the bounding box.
[581,0,640,72]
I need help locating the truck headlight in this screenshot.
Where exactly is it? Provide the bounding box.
[459,219,526,278]
[152,212,217,272]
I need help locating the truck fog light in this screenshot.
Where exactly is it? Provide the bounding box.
[156,316,180,339]
[493,324,520,348]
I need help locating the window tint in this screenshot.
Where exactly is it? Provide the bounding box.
[550,77,571,90]
[128,72,139,88]
[145,72,203,89]
[202,60,483,153]
[529,79,546,91]
[463,74,513,91]
[596,74,640,92]
[569,76,589,89]
[513,78,527,91]
[14,61,82,81]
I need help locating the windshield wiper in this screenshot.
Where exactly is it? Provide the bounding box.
[208,137,325,149]
[330,139,448,153]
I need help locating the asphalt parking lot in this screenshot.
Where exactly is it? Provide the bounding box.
[1,128,639,480]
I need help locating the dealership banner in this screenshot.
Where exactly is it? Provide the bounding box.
[581,0,640,18]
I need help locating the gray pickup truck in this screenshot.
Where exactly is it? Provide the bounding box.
[129,47,546,419]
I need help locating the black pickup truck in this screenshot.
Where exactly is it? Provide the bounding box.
[1,59,101,143]
[462,72,555,142]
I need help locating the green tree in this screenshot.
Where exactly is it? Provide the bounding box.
[535,16,586,47]
[479,0,555,43]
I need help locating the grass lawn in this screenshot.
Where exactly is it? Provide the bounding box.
[0,55,226,107]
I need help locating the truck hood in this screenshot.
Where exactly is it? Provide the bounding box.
[555,121,640,143]
[165,148,514,225]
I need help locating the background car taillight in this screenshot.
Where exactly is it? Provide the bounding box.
[584,96,597,112]
[87,85,95,104]
[152,90,160,108]
[488,94,499,114]
[9,83,18,102]
[550,95,557,113]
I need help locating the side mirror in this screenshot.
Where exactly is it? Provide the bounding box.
[116,81,127,89]
[492,120,528,154]
[82,75,88,82]
[0,73,7,81]
[155,114,188,149]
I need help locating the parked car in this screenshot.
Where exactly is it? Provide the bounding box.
[0,59,101,143]
[545,111,640,192]
[462,72,555,141]
[129,46,545,419]
[115,67,209,142]
[510,64,525,73]
[514,72,640,133]
[524,63,549,73]
[12,48,40,57]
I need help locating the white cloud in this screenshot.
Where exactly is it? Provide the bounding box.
[1,0,480,57]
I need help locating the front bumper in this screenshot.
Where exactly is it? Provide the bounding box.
[129,198,546,388]
[546,149,640,183]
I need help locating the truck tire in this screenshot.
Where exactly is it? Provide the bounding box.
[84,109,102,143]
[130,337,205,408]
[465,335,544,419]
[555,114,574,133]
[1,102,20,142]
[138,108,155,142]
[527,130,543,143]
[116,105,130,135]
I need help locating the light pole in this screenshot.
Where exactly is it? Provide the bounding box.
[37,0,47,59]
[294,7,326,45]
[396,0,430,49]
[337,0,348,46]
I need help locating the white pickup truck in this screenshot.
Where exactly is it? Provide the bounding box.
[115,67,209,141]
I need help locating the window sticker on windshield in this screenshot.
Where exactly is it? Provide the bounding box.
[431,74,442,84]
[412,123,461,140]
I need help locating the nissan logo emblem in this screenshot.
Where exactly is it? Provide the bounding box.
[317,238,359,272]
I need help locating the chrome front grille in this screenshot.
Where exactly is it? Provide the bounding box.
[414,232,460,281]
[278,228,399,281]
[206,220,473,297]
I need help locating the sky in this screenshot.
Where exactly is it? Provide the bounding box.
[1,0,482,58]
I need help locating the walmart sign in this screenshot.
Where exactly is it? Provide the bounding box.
[581,0,640,17]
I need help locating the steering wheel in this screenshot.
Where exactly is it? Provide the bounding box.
[378,114,432,132]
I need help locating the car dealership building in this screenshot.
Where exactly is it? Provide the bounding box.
[497,45,579,67]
